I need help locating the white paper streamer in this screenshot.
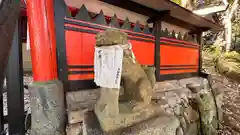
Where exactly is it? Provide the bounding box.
[94,45,123,89]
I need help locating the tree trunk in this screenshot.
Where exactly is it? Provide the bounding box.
[181,0,187,7]
[225,16,232,52]
[193,0,239,52]
[224,0,239,52]
[181,0,195,10]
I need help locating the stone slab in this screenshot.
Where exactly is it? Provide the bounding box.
[121,115,180,135]
[154,80,181,92]
[154,77,202,93]
[152,88,191,100]
[82,111,180,135]
[179,77,202,88]
[94,104,164,132]
[66,89,100,111]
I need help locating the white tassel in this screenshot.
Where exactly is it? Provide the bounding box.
[82,119,87,135]
[26,22,31,50]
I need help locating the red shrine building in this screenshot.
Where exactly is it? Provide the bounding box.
[20,0,222,91]
[1,0,224,134]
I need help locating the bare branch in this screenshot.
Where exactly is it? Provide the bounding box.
[229,0,239,18]
[222,0,229,6]
[193,0,230,16]
[193,5,227,15]
[181,0,188,8]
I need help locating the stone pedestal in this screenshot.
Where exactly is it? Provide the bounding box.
[65,77,223,135]
[121,115,180,135]
[83,111,180,135]
[95,102,164,132]
[29,80,65,135]
[95,88,120,118]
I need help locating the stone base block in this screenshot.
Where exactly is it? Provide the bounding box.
[121,115,180,135]
[83,111,180,135]
[29,80,65,135]
[66,89,100,111]
[94,103,164,132]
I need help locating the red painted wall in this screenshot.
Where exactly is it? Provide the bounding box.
[64,18,199,83]
[65,21,155,80]
[159,37,199,75]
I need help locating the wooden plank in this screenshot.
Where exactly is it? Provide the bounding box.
[131,0,222,31]
[54,0,68,84]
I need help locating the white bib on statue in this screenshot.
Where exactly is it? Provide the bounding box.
[94,45,123,89]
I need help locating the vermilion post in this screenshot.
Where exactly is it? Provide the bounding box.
[26,0,58,81]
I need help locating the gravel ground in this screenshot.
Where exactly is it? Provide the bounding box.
[204,68,240,135]
[217,78,240,135]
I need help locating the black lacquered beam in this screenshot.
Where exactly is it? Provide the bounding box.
[6,17,25,135]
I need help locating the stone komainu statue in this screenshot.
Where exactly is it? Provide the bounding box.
[94,29,159,132]
[96,29,155,110]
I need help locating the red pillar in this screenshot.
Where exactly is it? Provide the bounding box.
[26,0,58,81]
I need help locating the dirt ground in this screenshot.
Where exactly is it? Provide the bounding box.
[210,74,240,135]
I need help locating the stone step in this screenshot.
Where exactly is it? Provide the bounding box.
[154,77,202,93]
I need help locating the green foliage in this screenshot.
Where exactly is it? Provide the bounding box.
[203,45,221,55]
[232,12,240,37]
[228,0,234,4]
[171,0,181,5]
[224,51,240,59]
[202,45,221,65]
[203,45,240,82]
[232,23,240,36]
[216,51,240,82]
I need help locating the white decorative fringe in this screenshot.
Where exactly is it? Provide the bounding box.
[82,119,87,135]
[26,22,30,50]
